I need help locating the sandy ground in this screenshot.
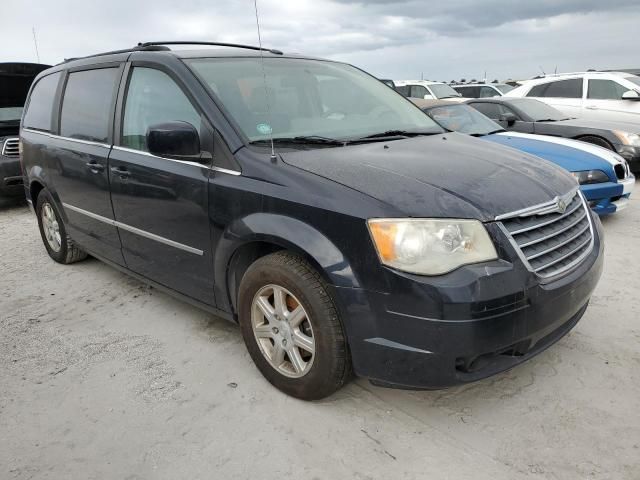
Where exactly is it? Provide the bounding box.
[1,187,639,480]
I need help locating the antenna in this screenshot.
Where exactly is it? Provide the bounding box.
[32,27,41,63]
[253,0,277,161]
[539,65,546,76]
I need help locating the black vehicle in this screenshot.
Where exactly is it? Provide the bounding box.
[21,42,603,400]
[467,97,640,173]
[0,62,50,203]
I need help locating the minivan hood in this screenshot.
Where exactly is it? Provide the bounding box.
[280,132,576,221]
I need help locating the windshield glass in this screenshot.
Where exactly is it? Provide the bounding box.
[428,83,461,99]
[425,104,503,135]
[625,76,640,88]
[0,106,23,122]
[508,98,569,121]
[187,57,443,142]
[495,84,515,94]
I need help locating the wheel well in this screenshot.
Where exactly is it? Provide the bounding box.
[226,241,333,317]
[29,181,45,204]
[573,135,614,150]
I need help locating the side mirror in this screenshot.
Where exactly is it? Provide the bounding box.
[423,94,434,100]
[499,113,517,127]
[147,121,203,160]
[622,90,640,100]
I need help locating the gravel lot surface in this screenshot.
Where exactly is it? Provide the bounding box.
[1,188,639,480]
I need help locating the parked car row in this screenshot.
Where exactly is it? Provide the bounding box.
[8,43,612,399]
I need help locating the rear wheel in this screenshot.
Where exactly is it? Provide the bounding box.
[36,189,87,264]
[238,251,351,400]
[576,135,614,151]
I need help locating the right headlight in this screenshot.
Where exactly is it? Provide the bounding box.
[571,170,609,184]
[367,218,498,276]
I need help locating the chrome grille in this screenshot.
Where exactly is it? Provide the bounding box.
[499,191,593,279]
[1,138,19,157]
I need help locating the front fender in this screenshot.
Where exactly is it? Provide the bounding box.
[214,213,361,313]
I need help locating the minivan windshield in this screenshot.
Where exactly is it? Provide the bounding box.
[187,57,443,143]
[424,104,504,136]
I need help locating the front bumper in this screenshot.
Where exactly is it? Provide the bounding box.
[0,155,24,199]
[580,177,634,215]
[335,213,604,390]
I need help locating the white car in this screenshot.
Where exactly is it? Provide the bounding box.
[452,83,515,98]
[394,80,465,101]
[506,72,640,123]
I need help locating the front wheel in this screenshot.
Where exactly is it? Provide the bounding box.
[238,251,351,400]
[35,189,87,264]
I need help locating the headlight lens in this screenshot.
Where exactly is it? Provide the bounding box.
[571,170,609,184]
[367,218,498,275]
[613,130,640,146]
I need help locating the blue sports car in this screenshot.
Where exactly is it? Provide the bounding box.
[417,100,635,215]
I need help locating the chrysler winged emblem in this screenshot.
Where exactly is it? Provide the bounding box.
[556,198,567,213]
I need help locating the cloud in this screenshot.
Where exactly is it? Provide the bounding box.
[1,0,639,81]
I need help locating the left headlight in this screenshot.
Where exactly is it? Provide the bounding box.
[613,130,640,146]
[571,170,609,184]
[367,218,498,275]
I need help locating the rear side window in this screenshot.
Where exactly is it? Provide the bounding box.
[60,68,120,143]
[121,68,201,152]
[587,79,628,100]
[409,85,429,98]
[527,79,583,99]
[470,102,505,119]
[456,86,479,98]
[23,72,61,132]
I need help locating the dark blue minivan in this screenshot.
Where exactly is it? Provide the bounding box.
[21,43,603,399]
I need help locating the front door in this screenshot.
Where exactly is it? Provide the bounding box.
[50,65,125,265]
[583,77,640,122]
[108,65,215,305]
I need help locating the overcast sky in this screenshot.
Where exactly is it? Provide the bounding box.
[2,0,639,81]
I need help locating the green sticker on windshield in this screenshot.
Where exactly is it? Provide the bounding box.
[256,123,272,135]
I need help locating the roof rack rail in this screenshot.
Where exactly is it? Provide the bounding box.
[137,41,283,55]
[61,44,170,63]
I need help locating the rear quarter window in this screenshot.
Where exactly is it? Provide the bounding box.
[527,79,583,99]
[60,68,120,143]
[23,72,62,132]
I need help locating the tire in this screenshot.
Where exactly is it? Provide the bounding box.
[238,251,351,400]
[576,135,614,151]
[35,189,87,264]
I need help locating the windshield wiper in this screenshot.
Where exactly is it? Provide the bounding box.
[349,130,440,142]
[536,118,559,122]
[250,135,345,146]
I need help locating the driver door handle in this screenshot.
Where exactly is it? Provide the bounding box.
[110,166,131,178]
[86,161,105,172]
[585,105,598,110]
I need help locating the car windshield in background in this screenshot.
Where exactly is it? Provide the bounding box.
[429,83,462,99]
[0,106,23,122]
[426,104,503,136]
[495,84,515,94]
[508,98,570,121]
[187,57,443,143]
[625,76,640,88]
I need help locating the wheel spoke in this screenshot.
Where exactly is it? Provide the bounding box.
[288,347,306,374]
[271,343,286,367]
[287,305,306,327]
[293,331,314,354]
[255,296,275,321]
[254,324,273,339]
[273,287,287,316]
